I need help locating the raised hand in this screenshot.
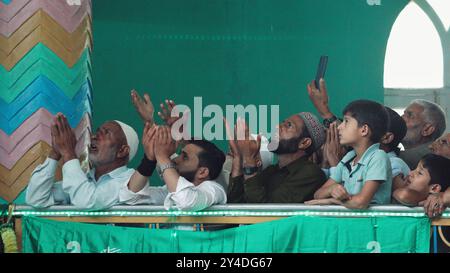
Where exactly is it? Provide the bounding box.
[154,126,177,162]
[158,99,180,127]
[307,78,333,119]
[49,123,62,161]
[235,118,261,163]
[142,122,158,161]
[53,113,77,163]
[224,117,240,158]
[323,122,344,167]
[131,89,155,125]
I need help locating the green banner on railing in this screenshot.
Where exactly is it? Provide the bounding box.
[22,215,430,253]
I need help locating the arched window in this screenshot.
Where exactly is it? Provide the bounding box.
[384,0,449,131]
[384,1,443,89]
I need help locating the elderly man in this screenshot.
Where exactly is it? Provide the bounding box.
[227,113,327,203]
[26,114,139,210]
[429,132,450,159]
[400,99,447,169]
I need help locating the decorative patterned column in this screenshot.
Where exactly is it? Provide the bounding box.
[0,0,92,202]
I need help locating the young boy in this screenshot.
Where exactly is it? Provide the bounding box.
[306,100,392,209]
[393,154,450,207]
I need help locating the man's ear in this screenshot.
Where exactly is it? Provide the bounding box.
[429,184,441,194]
[197,167,210,180]
[299,137,312,150]
[422,123,436,137]
[381,132,394,145]
[117,145,130,160]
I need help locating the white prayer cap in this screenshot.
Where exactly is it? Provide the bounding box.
[114,120,139,162]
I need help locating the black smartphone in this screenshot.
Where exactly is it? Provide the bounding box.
[315,55,328,90]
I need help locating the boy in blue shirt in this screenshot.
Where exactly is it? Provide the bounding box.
[307,100,392,209]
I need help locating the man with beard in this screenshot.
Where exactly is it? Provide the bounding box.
[399,100,446,169]
[119,125,227,211]
[26,114,139,210]
[429,132,450,159]
[227,113,327,203]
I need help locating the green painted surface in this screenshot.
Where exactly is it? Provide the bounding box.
[3,0,408,204]
[91,0,407,170]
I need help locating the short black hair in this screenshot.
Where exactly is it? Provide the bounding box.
[187,140,226,180]
[385,107,407,154]
[421,154,450,191]
[342,100,389,143]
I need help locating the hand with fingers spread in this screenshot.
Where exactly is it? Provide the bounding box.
[323,122,344,167]
[307,78,334,119]
[154,126,177,163]
[131,89,155,125]
[53,113,77,163]
[158,99,180,127]
[235,118,261,164]
[142,122,158,161]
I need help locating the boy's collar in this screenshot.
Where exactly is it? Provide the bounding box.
[340,143,381,166]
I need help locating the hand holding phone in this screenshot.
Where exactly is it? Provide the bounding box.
[315,56,328,90]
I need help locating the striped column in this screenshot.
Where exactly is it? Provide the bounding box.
[0,0,92,202]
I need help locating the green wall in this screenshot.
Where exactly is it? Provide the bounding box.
[1,0,408,204]
[91,0,407,165]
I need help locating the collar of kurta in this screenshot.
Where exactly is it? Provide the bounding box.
[276,156,310,174]
[87,165,129,182]
[340,143,381,167]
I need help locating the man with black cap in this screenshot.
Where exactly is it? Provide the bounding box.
[26,113,140,210]
[227,113,327,203]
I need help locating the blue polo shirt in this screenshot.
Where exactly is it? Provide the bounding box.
[330,143,392,204]
[387,151,410,178]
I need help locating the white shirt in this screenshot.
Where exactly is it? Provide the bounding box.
[119,176,227,211]
[26,158,135,210]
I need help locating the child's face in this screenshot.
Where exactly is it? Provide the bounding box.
[337,115,360,146]
[404,161,431,193]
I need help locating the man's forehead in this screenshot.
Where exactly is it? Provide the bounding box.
[99,121,122,133]
[286,114,303,127]
[182,143,203,155]
[343,113,356,120]
[406,103,424,113]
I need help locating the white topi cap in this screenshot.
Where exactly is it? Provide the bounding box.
[114,120,139,162]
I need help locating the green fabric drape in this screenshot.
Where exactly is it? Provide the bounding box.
[22,215,430,253]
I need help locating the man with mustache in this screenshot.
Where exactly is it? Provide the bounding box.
[227,113,327,203]
[26,113,139,210]
[118,91,227,211]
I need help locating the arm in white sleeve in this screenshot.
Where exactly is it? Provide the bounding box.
[61,159,127,210]
[164,176,227,211]
[26,158,70,208]
[119,181,168,205]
